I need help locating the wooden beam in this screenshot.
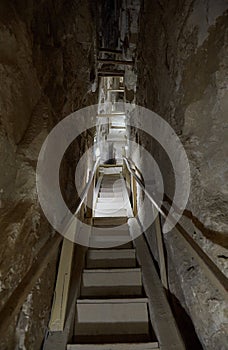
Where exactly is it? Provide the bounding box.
[0,234,62,335]
[129,218,185,350]
[107,89,125,92]
[67,344,160,350]
[85,171,94,218]
[153,210,168,290]
[43,244,89,350]
[98,58,134,66]
[98,71,125,77]
[97,113,125,117]
[98,48,122,54]
[99,164,123,168]
[92,176,103,217]
[110,126,126,129]
[127,158,228,299]
[49,238,75,331]
[132,173,137,217]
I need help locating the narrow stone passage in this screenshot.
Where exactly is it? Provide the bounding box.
[0,1,227,349]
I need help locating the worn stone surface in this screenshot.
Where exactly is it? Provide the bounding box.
[0,0,97,348]
[137,0,228,236]
[136,1,228,349]
[164,227,228,350]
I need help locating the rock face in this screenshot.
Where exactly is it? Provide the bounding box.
[136,1,227,349]
[0,1,97,348]
[0,0,227,348]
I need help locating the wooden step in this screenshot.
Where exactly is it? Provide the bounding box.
[96,203,125,210]
[98,186,121,190]
[93,217,128,226]
[75,298,150,340]
[101,184,123,188]
[101,179,122,183]
[91,227,130,237]
[107,135,126,141]
[101,169,122,175]
[81,268,142,297]
[100,188,123,193]
[89,235,132,249]
[97,194,123,199]
[67,342,159,349]
[97,198,125,203]
[86,249,137,268]
[94,209,127,217]
[102,174,121,177]
[94,208,127,214]
[98,192,124,198]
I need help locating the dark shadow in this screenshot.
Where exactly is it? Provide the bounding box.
[166,290,203,350]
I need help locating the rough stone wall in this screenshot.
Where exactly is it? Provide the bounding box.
[136,1,227,349]
[0,1,97,349]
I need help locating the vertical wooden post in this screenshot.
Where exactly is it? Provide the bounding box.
[49,237,75,331]
[154,209,168,290]
[86,171,94,218]
[131,174,137,216]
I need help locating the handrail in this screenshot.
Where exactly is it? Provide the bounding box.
[123,157,168,289]
[123,157,228,299]
[74,157,100,216]
[123,157,166,218]
[48,158,101,332]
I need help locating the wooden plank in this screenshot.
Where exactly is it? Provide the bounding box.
[129,218,185,350]
[81,268,142,297]
[85,171,94,218]
[92,175,103,217]
[120,175,134,218]
[98,59,134,66]
[43,244,88,350]
[124,158,228,299]
[107,89,125,92]
[98,72,125,77]
[110,126,126,129]
[98,48,122,54]
[67,343,159,350]
[75,298,149,336]
[153,211,168,290]
[97,113,125,117]
[131,170,137,217]
[49,238,75,331]
[0,234,62,335]
[99,164,123,168]
[93,217,128,226]
[77,297,148,304]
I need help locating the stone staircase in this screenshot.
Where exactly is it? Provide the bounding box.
[67,172,159,349]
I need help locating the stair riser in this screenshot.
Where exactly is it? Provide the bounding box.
[98,194,124,198]
[73,333,152,344]
[86,258,137,268]
[81,286,142,297]
[89,241,133,249]
[86,249,136,268]
[90,229,130,236]
[67,343,159,350]
[75,322,149,337]
[93,218,128,226]
[96,204,124,209]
